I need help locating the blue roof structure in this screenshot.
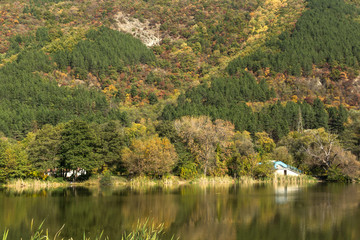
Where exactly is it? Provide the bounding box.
[273,161,302,174]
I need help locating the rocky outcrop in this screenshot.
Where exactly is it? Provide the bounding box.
[113,11,161,47]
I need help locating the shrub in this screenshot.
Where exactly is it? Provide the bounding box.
[253,161,274,180]
[180,162,198,180]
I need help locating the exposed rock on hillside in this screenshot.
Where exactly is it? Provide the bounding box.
[113,11,161,47]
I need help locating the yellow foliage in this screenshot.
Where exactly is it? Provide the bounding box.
[43,28,86,53]
[292,95,298,102]
[102,84,118,99]
[125,123,147,139]
[122,136,177,176]
[255,132,276,154]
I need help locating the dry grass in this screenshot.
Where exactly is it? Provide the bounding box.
[272,175,319,184]
[191,176,235,186]
[3,174,318,193]
[5,179,68,192]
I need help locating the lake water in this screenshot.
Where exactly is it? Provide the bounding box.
[1,183,360,240]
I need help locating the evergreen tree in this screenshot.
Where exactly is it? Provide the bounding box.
[27,124,63,172]
[313,98,329,129]
[59,120,101,180]
[98,121,125,171]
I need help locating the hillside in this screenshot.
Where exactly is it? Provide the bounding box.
[1,0,360,181]
[227,0,360,107]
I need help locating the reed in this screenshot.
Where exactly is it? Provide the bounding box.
[129,176,157,187]
[3,174,319,192]
[238,176,258,184]
[191,176,235,185]
[109,176,128,186]
[5,179,68,191]
[273,175,318,184]
[2,219,176,240]
[121,220,178,240]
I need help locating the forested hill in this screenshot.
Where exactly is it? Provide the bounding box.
[1,0,359,137]
[227,0,360,76]
[227,0,360,106]
[1,0,360,182]
[2,0,360,108]
[161,0,359,140]
[0,25,156,138]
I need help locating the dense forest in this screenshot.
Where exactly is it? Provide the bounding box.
[0,25,158,138]
[162,71,348,140]
[226,0,360,106]
[227,0,360,76]
[0,0,360,183]
[52,26,156,79]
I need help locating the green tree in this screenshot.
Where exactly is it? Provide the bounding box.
[226,131,255,178]
[340,110,360,159]
[328,105,348,134]
[313,99,328,129]
[255,132,276,157]
[60,120,101,180]
[271,146,294,165]
[156,121,196,177]
[98,121,125,172]
[280,128,354,177]
[27,124,63,172]
[36,27,50,43]
[0,139,31,182]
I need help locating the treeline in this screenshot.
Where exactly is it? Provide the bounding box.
[162,72,347,140]
[52,27,156,79]
[0,119,175,182]
[227,0,360,76]
[1,116,359,183]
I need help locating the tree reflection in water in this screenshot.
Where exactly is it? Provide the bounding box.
[0,183,359,240]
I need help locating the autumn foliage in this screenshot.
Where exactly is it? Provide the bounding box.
[122,136,177,177]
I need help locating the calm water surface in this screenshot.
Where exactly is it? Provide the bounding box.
[1,183,360,240]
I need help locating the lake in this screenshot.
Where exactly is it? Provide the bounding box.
[1,183,360,240]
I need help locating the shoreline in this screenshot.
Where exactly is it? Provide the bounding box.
[2,175,319,191]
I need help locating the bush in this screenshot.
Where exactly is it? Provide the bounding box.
[327,166,351,182]
[100,171,112,185]
[180,162,198,180]
[253,161,274,180]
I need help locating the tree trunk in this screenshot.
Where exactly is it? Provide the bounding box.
[74,169,77,182]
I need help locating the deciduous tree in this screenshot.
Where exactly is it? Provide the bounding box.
[174,116,234,175]
[0,139,31,182]
[122,136,177,177]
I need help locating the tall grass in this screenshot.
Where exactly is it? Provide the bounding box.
[191,176,235,185]
[5,179,67,191]
[2,219,176,240]
[121,220,177,240]
[273,175,318,184]
[2,230,8,240]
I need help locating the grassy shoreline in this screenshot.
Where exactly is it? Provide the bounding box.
[2,174,319,191]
